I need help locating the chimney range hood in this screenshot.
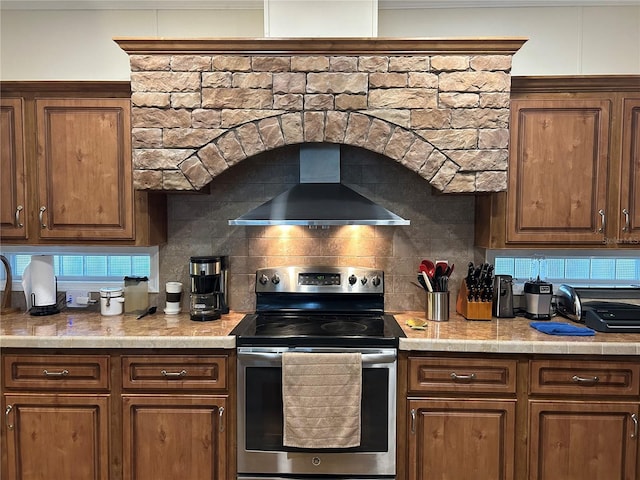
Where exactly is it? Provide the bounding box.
[229,144,410,227]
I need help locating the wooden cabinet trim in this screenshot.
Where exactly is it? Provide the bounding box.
[121,395,227,480]
[3,354,110,391]
[530,360,640,396]
[408,356,517,395]
[408,398,516,480]
[122,355,228,391]
[3,393,110,480]
[507,98,611,244]
[0,98,28,240]
[528,400,639,480]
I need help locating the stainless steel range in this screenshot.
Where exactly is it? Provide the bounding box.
[231,265,404,480]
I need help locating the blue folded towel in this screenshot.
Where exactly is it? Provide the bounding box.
[530,321,595,336]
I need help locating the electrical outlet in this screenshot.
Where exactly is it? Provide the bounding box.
[66,290,90,308]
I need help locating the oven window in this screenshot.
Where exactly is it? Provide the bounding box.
[245,367,389,452]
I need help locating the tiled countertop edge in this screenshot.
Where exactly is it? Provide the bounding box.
[0,335,237,349]
[399,338,640,355]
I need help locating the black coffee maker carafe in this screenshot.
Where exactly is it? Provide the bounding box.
[189,256,229,321]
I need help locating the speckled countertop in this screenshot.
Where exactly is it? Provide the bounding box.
[0,310,243,349]
[1,310,638,355]
[394,312,640,356]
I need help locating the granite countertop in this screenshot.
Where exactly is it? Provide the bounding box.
[1,310,638,355]
[0,310,244,349]
[394,312,640,356]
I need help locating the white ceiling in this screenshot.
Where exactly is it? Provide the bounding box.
[1,0,638,9]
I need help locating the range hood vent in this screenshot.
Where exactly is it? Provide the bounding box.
[229,144,410,227]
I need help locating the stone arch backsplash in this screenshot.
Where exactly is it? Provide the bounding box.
[116,37,526,193]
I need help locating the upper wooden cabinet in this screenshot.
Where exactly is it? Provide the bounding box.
[35,98,135,240]
[0,98,28,240]
[476,76,640,248]
[619,98,640,241]
[0,82,166,246]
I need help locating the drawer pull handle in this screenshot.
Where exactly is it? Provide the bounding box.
[39,206,47,229]
[161,369,187,378]
[5,405,14,430]
[410,408,416,435]
[631,414,638,439]
[450,372,476,381]
[622,208,630,233]
[597,209,605,233]
[219,407,225,433]
[43,369,69,377]
[571,375,599,384]
[15,205,23,228]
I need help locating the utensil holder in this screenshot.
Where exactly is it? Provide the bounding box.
[456,280,493,321]
[426,291,449,322]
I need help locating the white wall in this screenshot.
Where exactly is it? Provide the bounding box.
[0,5,638,80]
[0,9,264,80]
[379,5,640,75]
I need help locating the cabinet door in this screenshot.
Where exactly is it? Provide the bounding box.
[619,97,640,242]
[529,401,638,480]
[408,399,516,480]
[507,99,610,244]
[35,98,134,240]
[3,394,110,480]
[0,98,28,240]
[122,395,227,480]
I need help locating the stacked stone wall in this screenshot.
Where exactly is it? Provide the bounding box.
[129,52,513,193]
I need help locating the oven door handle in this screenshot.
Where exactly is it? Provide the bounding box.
[237,350,396,365]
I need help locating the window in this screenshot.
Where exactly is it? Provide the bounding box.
[1,246,159,292]
[488,250,640,289]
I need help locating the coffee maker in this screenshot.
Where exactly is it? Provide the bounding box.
[189,256,229,321]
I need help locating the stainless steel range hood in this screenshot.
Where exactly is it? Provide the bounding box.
[229,144,410,226]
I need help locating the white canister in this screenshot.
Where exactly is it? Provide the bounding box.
[100,287,125,316]
[164,281,183,314]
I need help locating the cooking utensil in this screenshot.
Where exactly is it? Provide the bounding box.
[421,271,434,292]
[420,260,436,280]
[137,306,157,319]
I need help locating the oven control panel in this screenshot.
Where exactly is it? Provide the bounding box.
[255,266,384,293]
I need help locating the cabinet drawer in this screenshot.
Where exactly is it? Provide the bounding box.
[530,360,640,396]
[408,357,517,395]
[3,355,109,391]
[122,355,227,391]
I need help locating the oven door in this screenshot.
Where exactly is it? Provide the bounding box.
[237,346,397,477]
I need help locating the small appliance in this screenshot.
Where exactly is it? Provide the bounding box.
[524,280,553,320]
[21,255,59,316]
[492,274,514,318]
[189,256,228,321]
[556,284,640,333]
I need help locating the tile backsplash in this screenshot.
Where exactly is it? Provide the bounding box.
[159,145,483,313]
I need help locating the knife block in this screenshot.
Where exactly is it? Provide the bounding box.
[456,280,493,321]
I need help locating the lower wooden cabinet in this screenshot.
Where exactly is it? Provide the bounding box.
[408,398,516,480]
[529,401,638,480]
[122,395,227,480]
[403,354,640,480]
[1,351,234,480]
[3,394,110,480]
